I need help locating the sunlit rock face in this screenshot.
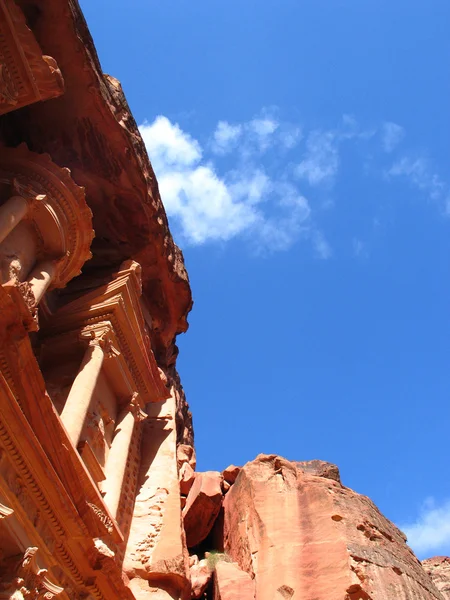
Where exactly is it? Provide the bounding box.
[423,557,450,600]
[219,455,444,600]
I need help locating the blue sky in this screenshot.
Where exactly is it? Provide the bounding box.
[81,0,449,558]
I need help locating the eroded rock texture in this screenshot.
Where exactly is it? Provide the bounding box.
[221,455,443,600]
[423,557,450,600]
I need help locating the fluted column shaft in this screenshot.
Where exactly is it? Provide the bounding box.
[60,340,104,447]
[103,398,143,519]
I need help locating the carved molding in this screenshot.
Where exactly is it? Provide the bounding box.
[86,502,114,535]
[0,0,64,115]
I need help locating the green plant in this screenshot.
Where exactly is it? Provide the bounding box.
[205,550,232,571]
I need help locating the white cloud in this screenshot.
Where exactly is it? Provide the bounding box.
[248,117,279,152]
[140,116,201,171]
[139,116,315,251]
[401,498,450,558]
[387,157,446,202]
[296,130,339,186]
[313,230,332,259]
[382,122,405,153]
[212,121,242,155]
[227,168,272,205]
[279,126,302,149]
[140,112,448,257]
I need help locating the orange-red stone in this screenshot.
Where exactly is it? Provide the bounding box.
[214,561,255,600]
[222,454,442,600]
[183,471,223,548]
[423,557,450,600]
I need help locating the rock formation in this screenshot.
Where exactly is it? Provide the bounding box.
[0,1,447,599]
[219,455,445,600]
[423,557,450,600]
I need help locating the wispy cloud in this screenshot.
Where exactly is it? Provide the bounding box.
[139,115,316,251]
[212,121,242,155]
[352,238,369,259]
[382,122,405,153]
[140,111,448,258]
[211,113,300,157]
[295,116,375,188]
[387,156,446,204]
[313,230,332,259]
[296,130,339,186]
[401,498,450,558]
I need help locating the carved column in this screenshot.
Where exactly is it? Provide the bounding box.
[60,338,105,447]
[102,394,145,520]
[27,259,57,304]
[0,195,28,243]
[0,195,41,244]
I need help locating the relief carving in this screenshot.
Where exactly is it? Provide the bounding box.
[86,502,114,535]
[0,0,64,116]
[0,547,64,600]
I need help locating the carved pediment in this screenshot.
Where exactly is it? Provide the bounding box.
[43,262,169,405]
[0,0,64,115]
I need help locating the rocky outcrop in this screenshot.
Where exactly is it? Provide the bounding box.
[190,557,212,599]
[183,471,223,548]
[222,465,240,485]
[214,561,255,600]
[423,557,450,599]
[221,454,443,600]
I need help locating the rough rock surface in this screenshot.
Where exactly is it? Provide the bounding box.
[423,557,450,599]
[179,462,196,496]
[222,454,443,600]
[183,471,223,548]
[214,561,255,600]
[190,558,212,599]
[222,465,240,485]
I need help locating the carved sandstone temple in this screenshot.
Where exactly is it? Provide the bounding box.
[0,2,449,600]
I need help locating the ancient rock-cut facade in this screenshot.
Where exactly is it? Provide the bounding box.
[0,1,447,599]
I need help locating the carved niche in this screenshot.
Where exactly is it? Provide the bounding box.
[0,0,64,116]
[0,145,94,329]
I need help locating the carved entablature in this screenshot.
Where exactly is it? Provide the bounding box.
[0,145,94,330]
[43,261,168,406]
[0,0,64,116]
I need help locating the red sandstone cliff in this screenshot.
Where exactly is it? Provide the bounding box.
[423,557,450,600]
[182,456,446,600]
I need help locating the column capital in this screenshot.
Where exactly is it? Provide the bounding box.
[129,392,147,423]
[79,328,120,358]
